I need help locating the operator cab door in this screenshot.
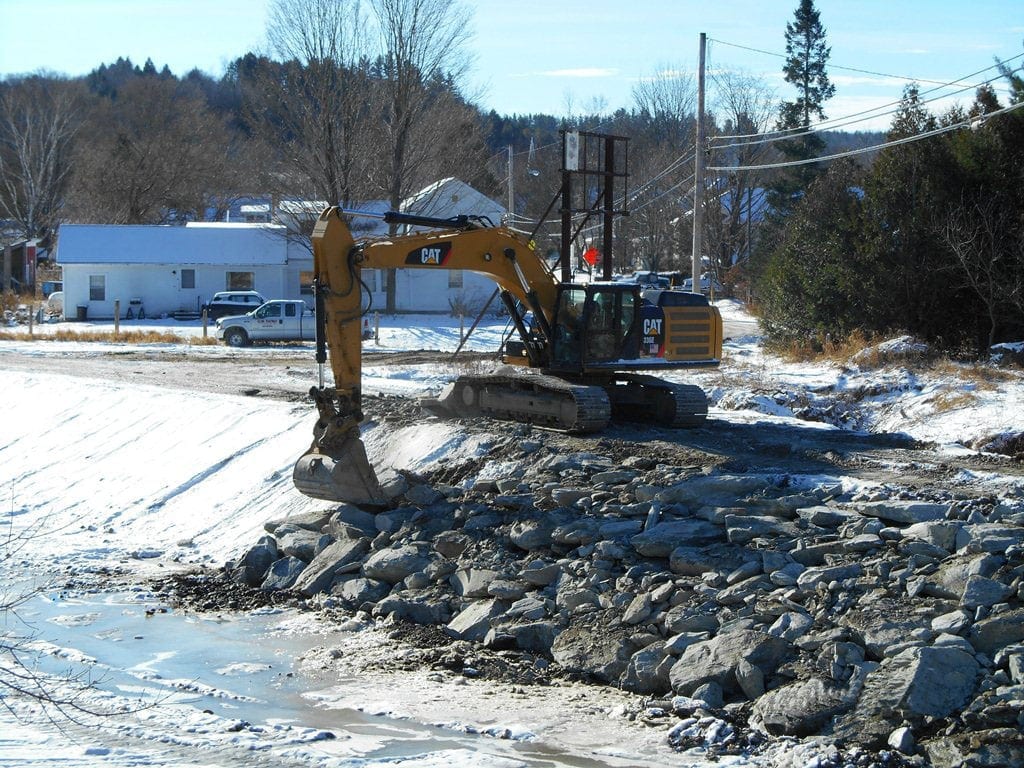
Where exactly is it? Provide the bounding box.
[550,284,640,371]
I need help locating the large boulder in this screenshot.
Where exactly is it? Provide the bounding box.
[292,537,370,596]
[833,646,979,748]
[751,677,857,736]
[552,621,633,682]
[362,544,435,584]
[669,630,790,698]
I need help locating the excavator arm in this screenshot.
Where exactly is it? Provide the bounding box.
[293,207,558,505]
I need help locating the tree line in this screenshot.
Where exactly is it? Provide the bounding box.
[1,0,1019,350]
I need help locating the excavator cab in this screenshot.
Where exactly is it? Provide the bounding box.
[550,283,641,371]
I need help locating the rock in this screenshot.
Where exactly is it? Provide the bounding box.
[689,682,724,709]
[551,488,590,506]
[956,524,1023,553]
[631,519,723,558]
[795,562,863,591]
[931,609,971,635]
[327,504,378,537]
[961,575,1013,610]
[663,606,718,635]
[507,596,548,621]
[888,726,915,754]
[551,621,632,681]
[276,527,328,562]
[433,531,469,559]
[486,579,526,601]
[621,593,653,625]
[449,567,499,598]
[856,501,951,524]
[752,677,855,737]
[264,509,333,534]
[446,599,507,642]
[509,520,554,551]
[656,474,774,506]
[833,646,979,748]
[331,576,390,605]
[375,508,414,534]
[591,469,637,485]
[620,644,673,694]
[557,586,601,613]
[293,538,371,596]
[924,729,1024,768]
[669,630,790,698]
[768,611,814,642]
[725,515,802,545]
[903,521,961,552]
[237,536,279,576]
[971,608,1024,655]
[374,596,451,625]
[500,620,560,656]
[735,658,765,699]
[405,483,442,506]
[362,545,434,584]
[521,559,561,586]
[598,520,643,539]
[669,547,717,575]
[260,556,305,590]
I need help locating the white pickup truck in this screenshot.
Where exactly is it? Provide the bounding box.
[215,300,315,346]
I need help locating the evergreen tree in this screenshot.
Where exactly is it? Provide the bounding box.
[768,0,835,215]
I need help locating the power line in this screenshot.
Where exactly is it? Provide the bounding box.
[707,100,1024,172]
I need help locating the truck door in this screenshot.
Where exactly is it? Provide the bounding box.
[254,302,285,339]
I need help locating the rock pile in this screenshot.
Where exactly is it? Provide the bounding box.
[227,436,1024,766]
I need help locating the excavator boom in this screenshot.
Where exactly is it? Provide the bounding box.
[292,207,722,506]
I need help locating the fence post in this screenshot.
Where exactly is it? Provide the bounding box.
[114,300,120,338]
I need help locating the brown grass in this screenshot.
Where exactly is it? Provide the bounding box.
[0,329,218,345]
[931,389,976,412]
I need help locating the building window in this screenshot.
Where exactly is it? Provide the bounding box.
[448,270,463,289]
[89,274,105,301]
[300,270,313,295]
[227,271,254,290]
[181,269,195,289]
[364,269,377,292]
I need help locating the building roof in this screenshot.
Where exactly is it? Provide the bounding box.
[56,223,292,266]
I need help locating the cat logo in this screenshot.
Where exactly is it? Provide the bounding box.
[405,242,451,265]
[643,318,663,336]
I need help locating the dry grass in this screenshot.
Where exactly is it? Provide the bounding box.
[0,328,218,345]
[931,389,977,412]
[927,358,1016,389]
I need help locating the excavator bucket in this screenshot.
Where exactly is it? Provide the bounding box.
[292,436,390,507]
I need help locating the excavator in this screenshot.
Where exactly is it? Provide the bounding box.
[292,207,722,507]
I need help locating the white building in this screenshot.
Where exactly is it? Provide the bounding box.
[56,179,509,319]
[56,222,311,320]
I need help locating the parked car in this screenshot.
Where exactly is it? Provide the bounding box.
[201,291,267,320]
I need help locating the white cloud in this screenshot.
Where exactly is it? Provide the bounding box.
[536,67,618,78]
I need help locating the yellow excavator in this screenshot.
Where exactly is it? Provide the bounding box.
[292,208,722,506]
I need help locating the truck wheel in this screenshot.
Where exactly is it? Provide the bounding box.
[224,328,249,347]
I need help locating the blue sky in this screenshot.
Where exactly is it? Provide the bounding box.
[1,0,1021,130]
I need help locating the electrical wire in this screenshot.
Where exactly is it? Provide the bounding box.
[707,99,1024,172]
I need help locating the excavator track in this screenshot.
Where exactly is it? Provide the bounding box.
[433,372,612,433]
[606,374,709,428]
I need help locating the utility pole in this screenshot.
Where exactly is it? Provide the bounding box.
[507,145,514,222]
[691,32,707,295]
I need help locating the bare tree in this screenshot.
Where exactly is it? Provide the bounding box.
[705,69,776,291]
[942,196,1024,349]
[632,64,696,149]
[368,0,477,311]
[69,79,236,224]
[0,76,85,241]
[251,0,375,212]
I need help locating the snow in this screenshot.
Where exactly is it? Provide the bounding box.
[3,302,1024,765]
